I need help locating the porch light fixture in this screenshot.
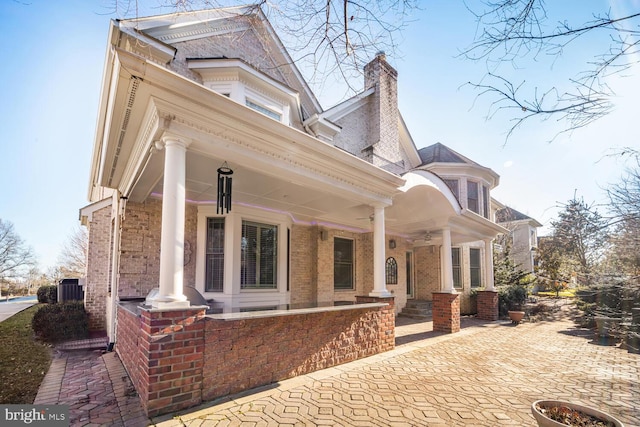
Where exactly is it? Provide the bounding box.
[389,239,396,249]
[216,161,233,214]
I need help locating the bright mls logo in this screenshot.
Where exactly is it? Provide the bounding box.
[1,405,68,426]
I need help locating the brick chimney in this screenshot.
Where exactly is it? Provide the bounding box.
[363,52,403,173]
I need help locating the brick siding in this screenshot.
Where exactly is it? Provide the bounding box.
[116,299,394,417]
[476,290,499,321]
[85,205,112,331]
[432,292,460,333]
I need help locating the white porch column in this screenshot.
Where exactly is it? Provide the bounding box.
[370,205,392,297]
[441,227,456,293]
[154,135,190,308]
[484,239,495,291]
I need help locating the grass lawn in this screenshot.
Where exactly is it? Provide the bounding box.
[536,289,577,298]
[0,304,52,403]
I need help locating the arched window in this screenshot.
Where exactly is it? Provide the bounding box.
[385,257,398,285]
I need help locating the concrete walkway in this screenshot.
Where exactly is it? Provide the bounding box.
[35,300,640,426]
[0,297,36,322]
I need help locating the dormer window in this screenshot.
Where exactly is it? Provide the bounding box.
[187,58,301,125]
[246,99,282,121]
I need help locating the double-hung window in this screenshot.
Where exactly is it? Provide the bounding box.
[205,218,225,292]
[452,247,462,288]
[241,221,278,289]
[470,248,481,287]
[334,238,354,290]
[467,181,479,214]
[482,185,489,219]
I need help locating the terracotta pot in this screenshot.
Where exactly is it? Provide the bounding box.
[508,310,525,324]
[531,400,624,427]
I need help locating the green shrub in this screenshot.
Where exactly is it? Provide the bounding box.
[498,283,529,317]
[31,302,89,343]
[36,285,58,304]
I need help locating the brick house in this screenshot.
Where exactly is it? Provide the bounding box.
[80,6,507,416]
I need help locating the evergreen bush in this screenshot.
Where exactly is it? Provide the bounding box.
[31,301,89,343]
[36,285,58,304]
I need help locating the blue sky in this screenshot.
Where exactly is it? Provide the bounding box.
[0,0,637,271]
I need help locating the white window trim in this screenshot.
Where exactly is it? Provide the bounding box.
[196,205,291,309]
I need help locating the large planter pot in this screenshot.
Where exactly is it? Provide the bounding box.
[508,310,525,324]
[532,400,624,427]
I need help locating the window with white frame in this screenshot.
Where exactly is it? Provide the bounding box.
[205,218,225,292]
[467,180,479,214]
[334,237,354,290]
[482,185,489,219]
[241,220,278,289]
[245,99,282,121]
[452,247,462,288]
[470,248,481,287]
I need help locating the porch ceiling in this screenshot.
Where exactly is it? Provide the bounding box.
[131,149,377,227]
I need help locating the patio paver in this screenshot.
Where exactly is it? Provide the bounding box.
[35,299,640,426]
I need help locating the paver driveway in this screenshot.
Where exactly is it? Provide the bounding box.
[152,301,639,426]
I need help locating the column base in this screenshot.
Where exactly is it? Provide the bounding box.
[432,292,460,333]
[476,290,499,321]
[369,290,393,298]
[151,299,190,309]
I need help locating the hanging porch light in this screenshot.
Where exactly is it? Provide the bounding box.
[216,161,233,214]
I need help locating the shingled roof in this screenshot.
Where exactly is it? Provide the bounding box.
[418,142,480,166]
[496,206,536,223]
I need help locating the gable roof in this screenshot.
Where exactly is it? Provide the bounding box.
[117,5,323,117]
[496,206,542,227]
[418,142,480,166]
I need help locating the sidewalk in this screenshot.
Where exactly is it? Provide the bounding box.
[35,301,640,426]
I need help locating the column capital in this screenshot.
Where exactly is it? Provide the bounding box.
[155,133,191,150]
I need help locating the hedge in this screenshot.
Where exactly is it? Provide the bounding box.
[36,285,57,304]
[31,302,89,343]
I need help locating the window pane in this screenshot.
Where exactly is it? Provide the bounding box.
[334,238,354,290]
[467,181,479,213]
[482,185,489,219]
[451,247,461,288]
[443,179,459,199]
[205,218,224,292]
[470,248,481,287]
[241,221,277,289]
[385,257,398,284]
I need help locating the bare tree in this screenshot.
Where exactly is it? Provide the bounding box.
[108,0,417,96]
[0,219,36,284]
[463,1,640,140]
[57,226,89,278]
[605,151,640,276]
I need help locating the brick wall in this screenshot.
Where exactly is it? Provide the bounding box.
[117,300,395,417]
[85,205,112,331]
[476,290,498,321]
[289,224,317,305]
[202,299,395,402]
[116,305,206,417]
[118,199,197,298]
[432,292,460,333]
[414,245,440,301]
